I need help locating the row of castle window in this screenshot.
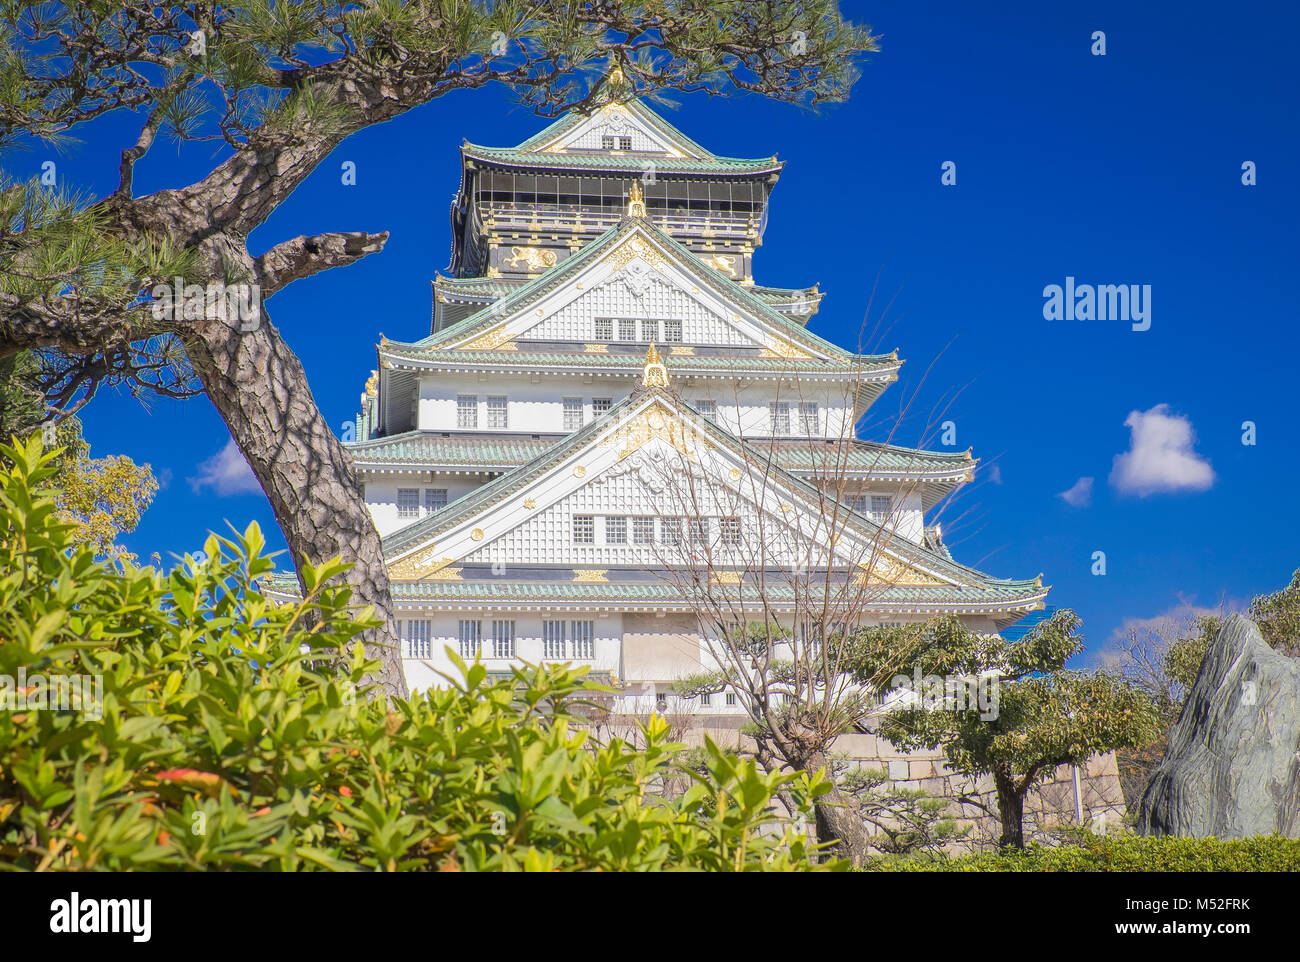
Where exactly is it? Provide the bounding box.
[397,487,448,519]
[397,488,890,526]
[573,515,742,547]
[455,393,814,435]
[400,619,595,660]
[854,495,894,520]
[562,396,614,430]
[457,394,510,429]
[593,318,684,343]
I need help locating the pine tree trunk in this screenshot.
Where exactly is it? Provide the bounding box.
[993,769,1025,848]
[813,784,874,867]
[792,747,872,867]
[182,296,407,700]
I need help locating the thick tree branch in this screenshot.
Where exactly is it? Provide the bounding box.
[253,230,389,297]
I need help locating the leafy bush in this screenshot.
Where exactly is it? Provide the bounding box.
[0,437,838,871]
[881,832,1300,872]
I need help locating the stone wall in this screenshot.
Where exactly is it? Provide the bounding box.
[677,723,1128,851]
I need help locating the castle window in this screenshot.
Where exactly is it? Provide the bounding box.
[571,620,595,659]
[700,693,712,707]
[640,319,659,342]
[605,516,627,544]
[720,517,741,546]
[425,488,448,513]
[602,135,632,150]
[487,395,509,429]
[870,496,893,521]
[574,515,595,544]
[543,620,567,659]
[458,619,481,658]
[396,488,420,519]
[687,517,710,545]
[695,399,717,423]
[592,397,613,417]
[457,394,478,429]
[661,517,682,546]
[664,319,683,342]
[594,318,613,340]
[769,402,790,436]
[799,402,819,436]
[563,397,583,431]
[725,691,737,706]
[405,620,431,659]
[633,517,656,545]
[617,318,637,341]
[491,620,515,659]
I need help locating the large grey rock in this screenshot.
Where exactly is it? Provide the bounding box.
[1139,614,1300,838]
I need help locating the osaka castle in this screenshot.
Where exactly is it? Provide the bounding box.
[341,97,1048,709]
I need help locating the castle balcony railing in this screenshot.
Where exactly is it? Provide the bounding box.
[479,201,758,240]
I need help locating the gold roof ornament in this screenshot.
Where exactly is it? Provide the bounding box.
[364,370,378,396]
[627,179,647,218]
[642,342,669,388]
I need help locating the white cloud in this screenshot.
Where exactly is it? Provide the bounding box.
[1058,476,1093,507]
[1110,404,1214,496]
[189,439,261,497]
[986,464,1003,485]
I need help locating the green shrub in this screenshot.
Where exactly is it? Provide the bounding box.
[882,832,1300,872]
[0,437,839,871]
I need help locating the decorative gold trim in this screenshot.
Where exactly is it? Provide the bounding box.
[573,465,587,478]
[471,528,485,541]
[573,569,609,583]
[605,400,696,463]
[728,468,742,482]
[524,498,536,509]
[704,254,738,277]
[642,342,670,388]
[609,235,665,270]
[503,246,557,272]
[388,551,462,581]
[459,327,515,351]
[670,345,695,356]
[584,343,609,354]
[761,337,813,359]
[711,571,742,586]
[853,557,948,588]
[627,180,647,218]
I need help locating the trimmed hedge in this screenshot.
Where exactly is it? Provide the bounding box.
[885,833,1300,871]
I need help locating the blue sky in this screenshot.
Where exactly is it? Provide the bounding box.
[40,1,1299,664]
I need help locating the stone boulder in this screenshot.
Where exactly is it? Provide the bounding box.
[1139,614,1300,838]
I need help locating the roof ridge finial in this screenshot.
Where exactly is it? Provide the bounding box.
[642,342,669,388]
[627,179,647,218]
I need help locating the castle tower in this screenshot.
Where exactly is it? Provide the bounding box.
[341,99,1047,707]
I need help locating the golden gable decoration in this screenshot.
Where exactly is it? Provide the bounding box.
[388,549,462,582]
[852,556,947,588]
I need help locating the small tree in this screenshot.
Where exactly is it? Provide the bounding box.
[3,353,157,559]
[1248,569,1300,655]
[849,611,1160,848]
